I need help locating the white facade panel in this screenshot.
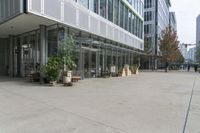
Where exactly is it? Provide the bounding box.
[64,3,76,26]
[30,0,41,13]
[44,0,61,20]
[90,16,99,35]
[79,10,89,31]
[27,0,143,50]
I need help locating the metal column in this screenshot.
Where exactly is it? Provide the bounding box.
[9,35,14,77]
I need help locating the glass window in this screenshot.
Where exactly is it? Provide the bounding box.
[100,0,107,18]
[79,0,89,8]
[90,0,99,14]
[128,0,132,5]
[137,17,140,37]
[114,0,119,25]
[144,24,152,34]
[108,0,113,22]
[119,1,124,28]
[132,0,136,10]
[125,6,128,30]
[144,0,152,9]
[90,0,94,11]
[144,11,152,21]
[128,11,132,33]
[134,15,137,36]
[132,14,135,34]
[141,21,143,39]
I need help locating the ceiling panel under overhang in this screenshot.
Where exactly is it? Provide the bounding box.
[0,13,56,38]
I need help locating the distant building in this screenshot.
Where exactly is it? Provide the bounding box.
[169,12,177,32]
[187,47,196,62]
[180,43,196,62]
[144,0,171,68]
[179,44,187,60]
[196,15,200,46]
[0,0,144,77]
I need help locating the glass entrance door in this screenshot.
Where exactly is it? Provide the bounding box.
[82,47,98,78]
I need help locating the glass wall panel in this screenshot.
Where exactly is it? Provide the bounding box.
[132,14,135,34]
[89,0,94,11]
[79,0,89,8]
[124,6,128,30]
[100,0,107,18]
[128,0,132,5]
[119,1,124,28]
[128,11,132,33]
[90,0,99,14]
[114,0,119,25]
[108,0,113,22]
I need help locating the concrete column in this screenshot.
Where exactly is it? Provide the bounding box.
[105,46,107,71]
[14,36,18,76]
[79,43,84,79]
[20,37,25,77]
[35,31,39,63]
[9,35,14,77]
[40,25,47,66]
[111,48,113,65]
[116,50,119,71]
[96,46,100,77]
[102,45,105,73]
[89,44,92,77]
[120,52,123,68]
[40,25,48,82]
[4,39,8,75]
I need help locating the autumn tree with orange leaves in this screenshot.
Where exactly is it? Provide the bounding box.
[159,26,179,72]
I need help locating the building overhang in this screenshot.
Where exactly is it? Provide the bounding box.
[0,14,56,38]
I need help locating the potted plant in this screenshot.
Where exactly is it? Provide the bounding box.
[41,57,60,86]
[130,65,139,74]
[62,56,77,84]
[58,35,77,84]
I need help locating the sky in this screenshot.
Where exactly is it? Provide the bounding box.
[171,0,200,44]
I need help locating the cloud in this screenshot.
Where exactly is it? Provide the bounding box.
[171,0,200,44]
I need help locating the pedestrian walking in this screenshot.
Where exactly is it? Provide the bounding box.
[194,64,198,72]
[187,65,190,72]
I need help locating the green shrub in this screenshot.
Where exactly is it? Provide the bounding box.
[130,65,138,74]
[41,57,61,81]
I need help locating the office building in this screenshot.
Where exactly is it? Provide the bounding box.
[169,12,177,32]
[0,0,144,78]
[144,0,171,68]
[196,15,200,46]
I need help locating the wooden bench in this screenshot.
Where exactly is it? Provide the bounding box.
[72,76,81,82]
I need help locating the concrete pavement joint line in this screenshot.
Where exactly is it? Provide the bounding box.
[1,88,128,133]
[54,107,128,133]
[182,77,196,133]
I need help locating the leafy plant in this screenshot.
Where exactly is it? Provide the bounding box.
[159,26,179,63]
[41,57,61,81]
[130,65,138,74]
[58,35,77,70]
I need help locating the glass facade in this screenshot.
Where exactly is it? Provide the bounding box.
[79,0,89,8]
[108,0,113,22]
[100,0,107,18]
[120,1,124,28]
[114,0,119,25]
[144,0,152,9]
[78,0,144,39]
[144,11,152,21]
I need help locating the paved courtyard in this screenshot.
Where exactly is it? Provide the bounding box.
[0,71,200,133]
